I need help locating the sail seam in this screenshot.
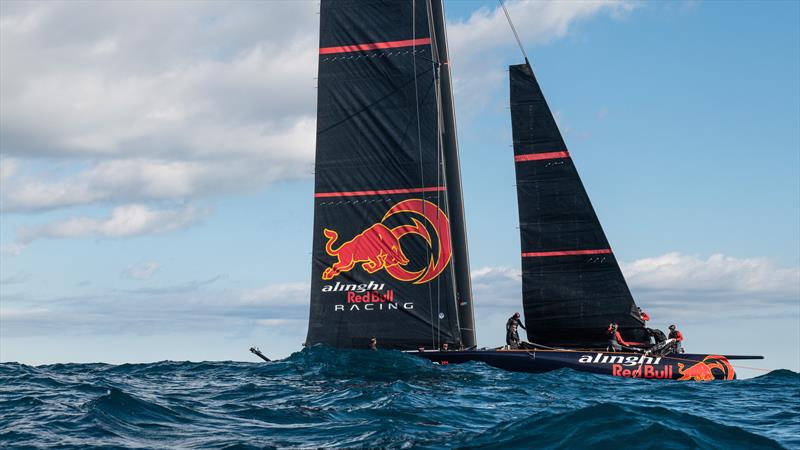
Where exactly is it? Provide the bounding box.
[320,38,432,55]
[314,186,446,198]
[522,249,612,257]
[514,151,570,162]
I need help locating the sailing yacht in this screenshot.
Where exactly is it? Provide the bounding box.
[298,0,761,381]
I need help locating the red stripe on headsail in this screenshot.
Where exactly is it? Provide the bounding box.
[314,186,446,198]
[522,249,612,257]
[319,38,432,55]
[514,151,570,162]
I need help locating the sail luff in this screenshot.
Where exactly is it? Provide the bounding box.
[429,0,476,348]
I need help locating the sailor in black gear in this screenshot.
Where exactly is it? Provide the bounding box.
[368,337,377,351]
[645,327,670,355]
[647,327,667,344]
[506,312,526,349]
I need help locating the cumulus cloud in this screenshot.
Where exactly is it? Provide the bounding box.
[621,253,800,299]
[449,0,633,57]
[1,1,318,220]
[621,253,800,321]
[15,203,206,246]
[470,253,800,318]
[0,1,318,154]
[1,145,313,212]
[122,261,161,281]
[239,282,310,306]
[447,0,635,114]
[0,1,629,217]
[472,265,522,308]
[1,279,310,337]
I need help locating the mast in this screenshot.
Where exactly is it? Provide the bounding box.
[429,0,476,348]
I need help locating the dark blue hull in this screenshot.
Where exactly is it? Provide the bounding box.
[411,349,746,381]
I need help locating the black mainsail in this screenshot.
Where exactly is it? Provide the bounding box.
[306,0,472,350]
[509,62,648,348]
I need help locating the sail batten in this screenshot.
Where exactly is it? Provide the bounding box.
[509,62,647,348]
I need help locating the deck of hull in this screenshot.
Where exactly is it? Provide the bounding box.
[410,349,737,381]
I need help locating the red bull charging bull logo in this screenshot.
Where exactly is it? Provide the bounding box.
[321,199,451,284]
[677,355,735,381]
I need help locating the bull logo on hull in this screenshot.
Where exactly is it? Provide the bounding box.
[321,199,451,284]
[677,355,735,381]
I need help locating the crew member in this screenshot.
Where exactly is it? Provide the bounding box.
[668,325,684,353]
[607,323,632,352]
[441,343,449,352]
[369,337,377,351]
[638,307,650,322]
[647,327,667,344]
[506,312,526,349]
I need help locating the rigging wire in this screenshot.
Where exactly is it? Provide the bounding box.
[498,0,529,63]
[427,0,444,349]
[411,0,437,350]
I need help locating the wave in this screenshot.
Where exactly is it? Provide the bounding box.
[453,403,785,449]
[0,352,796,449]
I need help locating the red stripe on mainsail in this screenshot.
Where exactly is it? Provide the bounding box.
[522,249,612,257]
[319,38,432,55]
[514,151,570,162]
[314,186,446,198]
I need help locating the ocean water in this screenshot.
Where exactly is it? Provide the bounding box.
[1,346,798,449]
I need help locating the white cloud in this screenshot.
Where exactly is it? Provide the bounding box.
[472,265,522,308]
[1,1,318,216]
[448,0,633,57]
[255,318,306,327]
[0,307,49,320]
[122,261,161,281]
[0,158,17,183]
[621,252,800,298]
[0,1,631,216]
[239,282,310,306]
[0,243,25,257]
[0,278,310,337]
[621,253,800,321]
[447,0,635,116]
[470,253,800,318]
[16,203,206,246]
[2,140,313,212]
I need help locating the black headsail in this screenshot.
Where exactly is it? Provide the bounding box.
[306,0,468,350]
[509,62,648,348]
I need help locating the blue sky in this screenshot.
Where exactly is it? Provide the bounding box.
[1,0,798,376]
